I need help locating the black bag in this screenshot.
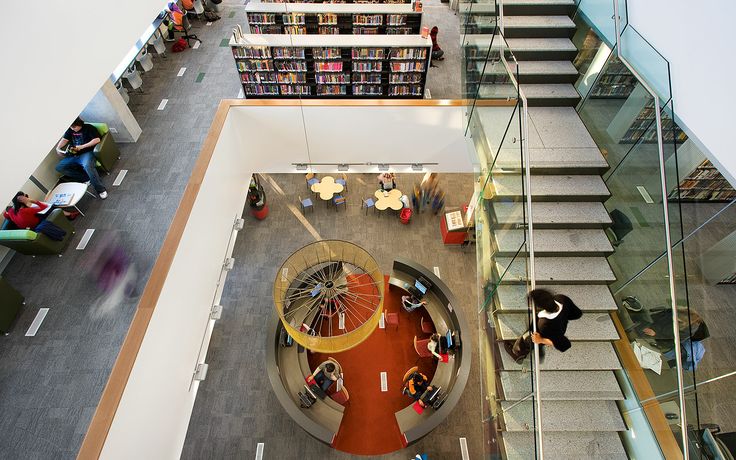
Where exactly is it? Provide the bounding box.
[211,0,222,4]
[298,386,316,408]
[34,220,66,241]
[279,328,293,347]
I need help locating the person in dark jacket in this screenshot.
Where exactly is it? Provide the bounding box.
[529,288,583,352]
[504,288,582,362]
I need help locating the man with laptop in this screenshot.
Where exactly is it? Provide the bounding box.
[428,330,461,362]
[401,277,432,312]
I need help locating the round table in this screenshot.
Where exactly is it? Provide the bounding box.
[374,189,403,211]
[311,176,344,201]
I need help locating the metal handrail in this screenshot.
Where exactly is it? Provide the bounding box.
[611,1,688,458]
[496,2,544,456]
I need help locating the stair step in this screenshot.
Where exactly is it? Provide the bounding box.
[495,147,608,174]
[500,371,623,400]
[496,256,616,284]
[497,312,619,341]
[500,341,622,371]
[495,229,613,256]
[502,400,626,432]
[496,284,617,312]
[510,60,579,84]
[502,0,576,16]
[493,174,610,201]
[521,84,581,107]
[503,15,576,38]
[491,201,613,229]
[508,38,578,60]
[502,432,627,459]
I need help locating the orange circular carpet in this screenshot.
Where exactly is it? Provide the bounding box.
[308,276,437,456]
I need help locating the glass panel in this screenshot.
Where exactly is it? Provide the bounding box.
[575,0,616,47]
[620,25,671,103]
[571,14,612,100]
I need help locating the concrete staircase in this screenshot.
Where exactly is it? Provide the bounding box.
[487,105,628,458]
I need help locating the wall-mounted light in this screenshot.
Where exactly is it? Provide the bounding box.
[193,363,209,381]
[295,164,308,171]
[411,163,423,171]
[210,304,223,320]
[337,164,349,171]
[378,164,390,171]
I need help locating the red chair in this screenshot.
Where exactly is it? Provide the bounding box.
[414,336,433,358]
[330,387,350,406]
[420,316,434,334]
[385,312,399,330]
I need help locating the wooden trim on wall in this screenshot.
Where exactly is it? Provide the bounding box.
[77,98,512,459]
[610,313,683,460]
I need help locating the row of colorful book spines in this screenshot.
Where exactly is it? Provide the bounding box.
[258,0,410,3]
[242,72,422,83]
[239,62,426,72]
[234,47,428,60]
[248,13,407,23]
[242,84,420,95]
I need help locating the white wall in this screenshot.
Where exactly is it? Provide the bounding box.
[99,104,471,458]
[626,0,736,184]
[0,1,165,206]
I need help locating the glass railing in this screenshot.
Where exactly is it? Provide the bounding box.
[462,5,544,455]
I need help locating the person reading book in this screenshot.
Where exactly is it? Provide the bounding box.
[55,117,108,199]
[3,191,79,229]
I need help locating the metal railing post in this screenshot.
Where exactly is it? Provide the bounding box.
[612,1,689,457]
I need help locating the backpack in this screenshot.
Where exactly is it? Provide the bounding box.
[172,38,188,53]
[34,220,66,241]
[204,11,220,21]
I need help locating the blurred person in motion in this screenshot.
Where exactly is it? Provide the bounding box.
[85,232,139,319]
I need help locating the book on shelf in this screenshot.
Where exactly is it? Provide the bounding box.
[316,73,349,84]
[244,84,280,95]
[386,14,406,25]
[390,61,425,72]
[284,25,307,34]
[353,73,382,83]
[389,84,422,96]
[353,14,383,25]
[273,47,306,59]
[237,59,275,71]
[318,13,338,25]
[233,46,271,59]
[241,71,278,83]
[386,27,412,34]
[280,84,311,95]
[313,47,342,59]
[353,27,379,34]
[277,72,307,83]
[389,73,421,83]
[352,84,382,96]
[247,13,276,24]
[352,47,385,59]
[389,47,427,59]
[282,13,306,24]
[353,61,382,72]
[315,61,344,72]
[276,61,308,72]
[251,25,282,34]
[316,84,346,95]
[319,26,340,34]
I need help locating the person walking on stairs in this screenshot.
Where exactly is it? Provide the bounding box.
[504,288,582,363]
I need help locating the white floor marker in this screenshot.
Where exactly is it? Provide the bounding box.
[379,312,385,329]
[433,266,441,278]
[192,41,201,49]
[338,312,345,330]
[206,21,212,26]
[177,67,187,76]
[460,437,469,460]
[637,185,654,204]
[380,372,388,392]
[25,308,49,337]
[255,443,264,460]
[112,169,128,186]
[76,229,95,250]
[157,99,168,110]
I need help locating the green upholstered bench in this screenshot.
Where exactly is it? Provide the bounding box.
[89,122,121,174]
[0,209,75,256]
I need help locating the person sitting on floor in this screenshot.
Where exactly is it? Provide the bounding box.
[430,27,444,61]
[402,295,427,313]
[3,191,79,229]
[55,117,108,199]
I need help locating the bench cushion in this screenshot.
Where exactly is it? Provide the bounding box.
[0,229,37,241]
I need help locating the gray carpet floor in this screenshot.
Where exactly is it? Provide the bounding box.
[181,173,482,459]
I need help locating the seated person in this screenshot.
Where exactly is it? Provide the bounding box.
[402,295,426,313]
[378,172,396,191]
[55,117,108,199]
[3,191,78,229]
[403,371,435,408]
[428,331,460,360]
[307,358,343,393]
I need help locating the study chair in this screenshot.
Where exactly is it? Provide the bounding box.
[149,31,167,58]
[0,209,75,256]
[330,387,350,406]
[305,172,319,189]
[172,11,201,47]
[87,123,122,174]
[123,64,144,94]
[136,49,154,73]
[333,195,347,211]
[413,336,433,358]
[361,197,376,215]
[336,173,347,191]
[299,196,313,215]
[115,80,130,104]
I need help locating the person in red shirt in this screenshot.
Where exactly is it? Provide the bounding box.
[429,26,444,61]
[3,192,78,229]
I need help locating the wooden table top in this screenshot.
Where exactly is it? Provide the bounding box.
[311,176,344,201]
[374,188,403,211]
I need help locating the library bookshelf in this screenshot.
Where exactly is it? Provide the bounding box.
[245,3,422,35]
[257,0,411,4]
[231,34,431,98]
[668,159,736,203]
